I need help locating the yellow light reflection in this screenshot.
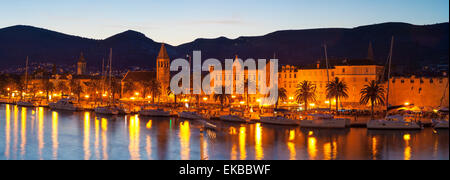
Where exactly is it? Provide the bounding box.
[146,135,152,160]
[200,133,208,160]
[239,126,247,160]
[146,120,152,129]
[255,123,264,160]
[95,117,100,159]
[289,130,295,141]
[101,118,108,160]
[287,142,296,160]
[20,107,27,158]
[38,107,44,160]
[129,115,141,160]
[83,112,91,160]
[179,121,191,160]
[5,104,11,159]
[404,134,411,160]
[13,106,18,159]
[307,137,317,160]
[52,111,58,159]
[372,137,378,160]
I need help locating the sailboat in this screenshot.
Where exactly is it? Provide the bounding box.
[432,83,449,129]
[95,49,119,115]
[367,37,422,130]
[17,57,38,107]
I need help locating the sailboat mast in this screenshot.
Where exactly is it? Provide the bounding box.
[324,44,331,111]
[109,48,112,103]
[386,36,394,111]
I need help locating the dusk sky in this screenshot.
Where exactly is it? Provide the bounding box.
[1,0,448,45]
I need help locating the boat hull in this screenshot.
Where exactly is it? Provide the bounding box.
[95,107,119,115]
[367,120,422,130]
[260,117,299,126]
[219,115,247,123]
[139,110,171,117]
[432,120,449,129]
[178,112,203,120]
[300,119,347,129]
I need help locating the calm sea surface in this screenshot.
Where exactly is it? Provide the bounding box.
[0,104,448,160]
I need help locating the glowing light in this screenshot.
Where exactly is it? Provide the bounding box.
[84,95,90,99]
[179,121,191,160]
[240,101,245,105]
[147,96,151,99]
[203,97,208,101]
[307,137,317,160]
[184,99,189,102]
[12,93,15,97]
[130,97,136,100]
[309,103,316,107]
[39,91,43,94]
[49,95,52,100]
[325,101,330,104]
[403,134,411,141]
[146,120,152,129]
[7,88,10,91]
[404,102,410,106]
[255,123,264,160]
[289,96,294,100]
[129,115,141,160]
[102,94,107,97]
[289,130,295,141]
[433,109,439,113]
[308,131,314,136]
[229,127,237,135]
[135,92,140,96]
[232,95,236,98]
[239,127,247,160]
[256,99,261,102]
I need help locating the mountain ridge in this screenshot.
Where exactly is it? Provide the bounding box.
[0,22,448,71]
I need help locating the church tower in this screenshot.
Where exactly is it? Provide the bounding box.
[77,52,87,75]
[156,44,170,92]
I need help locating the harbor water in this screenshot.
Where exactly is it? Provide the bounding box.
[0,104,448,160]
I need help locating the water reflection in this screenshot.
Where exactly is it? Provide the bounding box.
[83,112,90,160]
[52,111,58,159]
[0,104,448,160]
[38,107,44,160]
[129,115,140,160]
[179,121,190,160]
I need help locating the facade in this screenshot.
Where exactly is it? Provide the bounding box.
[279,60,384,109]
[389,76,449,109]
[77,52,87,75]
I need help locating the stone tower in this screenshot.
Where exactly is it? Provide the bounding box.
[156,44,170,91]
[77,52,87,75]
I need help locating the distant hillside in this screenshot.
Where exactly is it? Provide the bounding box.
[0,22,448,71]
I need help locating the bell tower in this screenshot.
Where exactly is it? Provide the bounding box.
[77,52,87,75]
[156,44,170,91]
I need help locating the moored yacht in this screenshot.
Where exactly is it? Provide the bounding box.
[178,111,204,120]
[367,115,422,130]
[16,100,38,107]
[140,109,171,117]
[260,116,299,126]
[299,114,349,129]
[95,106,119,115]
[219,115,248,123]
[49,98,79,111]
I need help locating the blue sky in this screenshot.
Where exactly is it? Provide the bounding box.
[1,0,448,45]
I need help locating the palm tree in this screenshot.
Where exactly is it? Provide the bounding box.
[326,77,349,112]
[122,81,134,98]
[360,80,385,120]
[213,86,232,111]
[69,79,83,102]
[295,81,317,111]
[166,86,177,104]
[42,78,54,101]
[276,87,287,108]
[56,81,68,96]
[149,80,161,104]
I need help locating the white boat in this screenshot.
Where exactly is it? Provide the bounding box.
[115,105,131,115]
[16,101,37,107]
[197,119,217,130]
[432,120,449,129]
[178,111,204,120]
[49,99,79,111]
[219,115,248,123]
[139,109,171,117]
[95,106,119,115]
[367,115,422,130]
[299,114,349,129]
[260,116,299,126]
